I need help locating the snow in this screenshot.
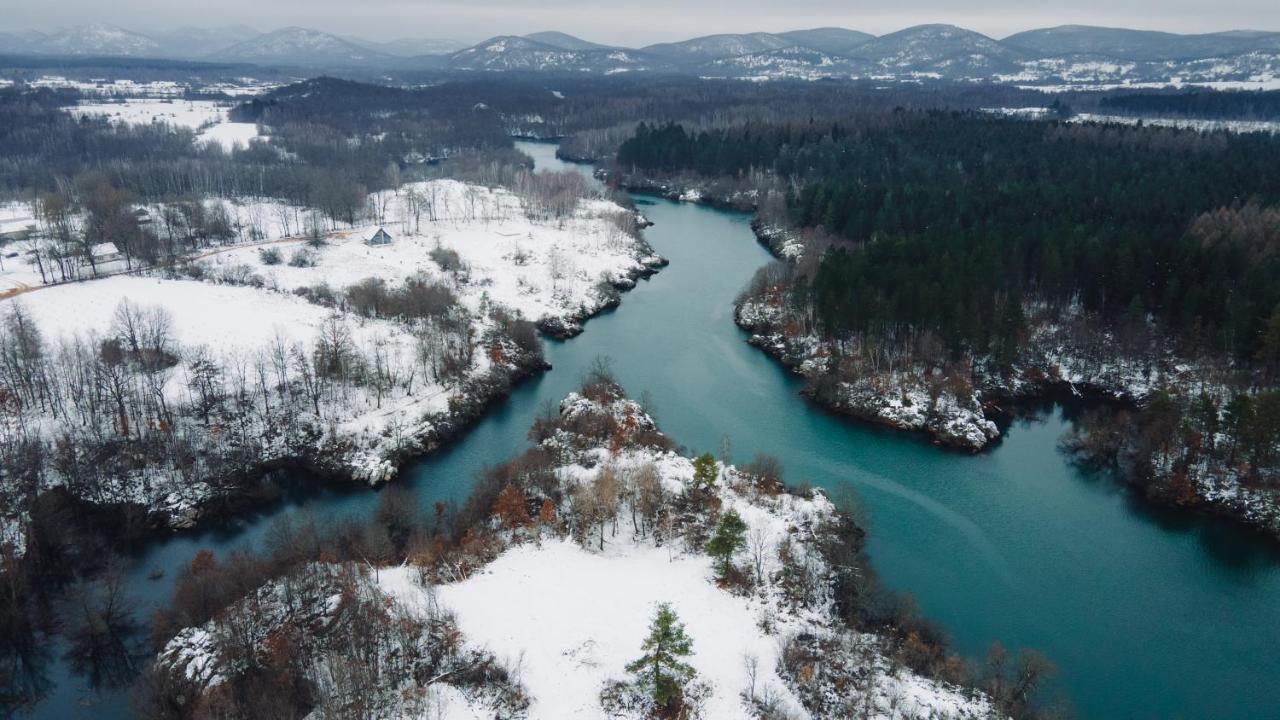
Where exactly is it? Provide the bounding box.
[90,241,119,258]
[1069,113,1280,135]
[0,203,37,236]
[197,122,262,150]
[67,99,226,128]
[0,176,661,542]
[389,538,805,719]
[65,98,263,150]
[197,179,659,333]
[12,275,384,356]
[4,271,471,495]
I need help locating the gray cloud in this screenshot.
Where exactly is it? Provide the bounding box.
[7,0,1279,45]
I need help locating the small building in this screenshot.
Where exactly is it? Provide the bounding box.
[362,227,393,246]
[90,242,124,263]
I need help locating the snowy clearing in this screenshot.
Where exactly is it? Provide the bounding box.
[64,98,263,150]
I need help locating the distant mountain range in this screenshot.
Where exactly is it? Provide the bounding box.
[2,22,1280,86]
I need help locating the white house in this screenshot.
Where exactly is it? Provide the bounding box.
[90,242,124,264]
[362,227,393,246]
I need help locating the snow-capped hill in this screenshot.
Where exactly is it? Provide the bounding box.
[40,23,161,57]
[449,35,666,73]
[777,26,875,55]
[848,23,1026,78]
[211,26,391,67]
[706,45,858,80]
[642,32,794,62]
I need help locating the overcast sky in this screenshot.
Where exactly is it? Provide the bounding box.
[8,0,1280,44]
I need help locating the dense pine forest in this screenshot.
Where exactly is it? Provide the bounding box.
[617,115,1280,364]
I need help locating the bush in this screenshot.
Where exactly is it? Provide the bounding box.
[258,247,282,265]
[288,248,318,267]
[294,283,338,307]
[430,245,464,273]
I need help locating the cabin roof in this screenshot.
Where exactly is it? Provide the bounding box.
[90,242,120,257]
[361,227,392,242]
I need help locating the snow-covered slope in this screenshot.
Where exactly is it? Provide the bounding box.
[704,46,858,80]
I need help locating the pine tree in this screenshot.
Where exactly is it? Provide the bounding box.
[626,603,695,713]
[705,509,747,578]
[691,453,718,489]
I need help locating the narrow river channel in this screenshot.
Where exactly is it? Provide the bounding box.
[29,141,1280,719]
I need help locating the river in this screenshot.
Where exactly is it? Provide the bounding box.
[26,141,1280,719]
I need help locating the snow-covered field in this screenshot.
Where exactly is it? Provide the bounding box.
[65,98,262,150]
[197,179,663,334]
[14,275,398,360]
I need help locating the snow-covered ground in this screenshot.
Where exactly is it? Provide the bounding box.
[64,98,262,150]
[1068,113,1280,135]
[0,203,43,295]
[15,275,361,353]
[197,179,663,335]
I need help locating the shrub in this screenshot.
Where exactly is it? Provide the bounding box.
[288,248,318,267]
